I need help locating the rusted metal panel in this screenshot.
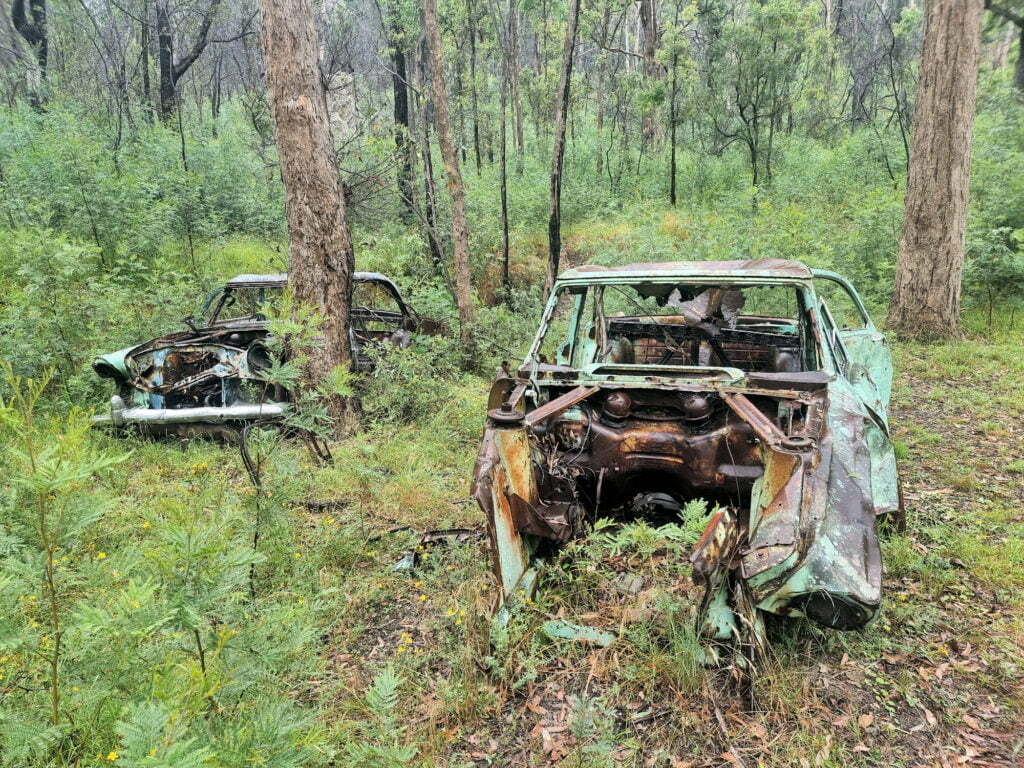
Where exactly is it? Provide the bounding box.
[473,262,895,657]
[523,385,600,426]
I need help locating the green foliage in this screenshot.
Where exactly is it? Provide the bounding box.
[343,667,417,767]
[0,365,328,767]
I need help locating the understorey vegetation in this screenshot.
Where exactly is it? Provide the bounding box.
[1,0,1024,765]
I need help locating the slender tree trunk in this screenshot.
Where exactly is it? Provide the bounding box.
[156,0,223,121]
[638,0,660,142]
[594,0,610,176]
[455,42,467,165]
[669,50,677,206]
[211,51,222,135]
[416,41,447,278]
[425,0,476,342]
[985,2,1024,95]
[259,0,357,429]
[157,4,176,120]
[888,0,984,340]
[1016,24,1024,94]
[141,0,153,121]
[390,27,415,219]
[498,8,511,293]
[12,0,48,108]
[467,0,483,174]
[545,0,581,295]
[509,1,525,173]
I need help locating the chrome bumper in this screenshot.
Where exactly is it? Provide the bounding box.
[92,396,287,426]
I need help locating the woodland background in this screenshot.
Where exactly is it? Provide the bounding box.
[0,0,1022,766]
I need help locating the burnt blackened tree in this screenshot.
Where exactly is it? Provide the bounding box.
[156,0,223,120]
[11,0,47,107]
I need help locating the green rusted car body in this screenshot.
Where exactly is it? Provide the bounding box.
[472,259,899,655]
[92,272,436,436]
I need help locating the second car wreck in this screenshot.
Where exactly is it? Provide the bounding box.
[92,272,438,435]
[472,259,899,659]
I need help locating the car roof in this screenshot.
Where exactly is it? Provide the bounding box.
[557,259,813,281]
[225,272,394,288]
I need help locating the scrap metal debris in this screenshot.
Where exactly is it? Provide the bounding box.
[393,528,485,571]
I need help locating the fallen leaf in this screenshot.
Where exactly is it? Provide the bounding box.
[963,715,981,730]
[859,713,874,729]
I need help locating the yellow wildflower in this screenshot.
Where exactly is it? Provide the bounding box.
[106,751,118,761]
[96,552,107,560]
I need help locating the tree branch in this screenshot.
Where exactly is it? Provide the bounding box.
[173,0,224,81]
[986,0,1024,27]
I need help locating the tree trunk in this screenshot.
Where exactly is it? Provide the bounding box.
[416,39,448,279]
[509,2,525,174]
[498,3,511,293]
[259,0,357,429]
[1016,24,1024,94]
[499,62,511,294]
[669,50,677,206]
[887,0,983,340]
[11,0,48,108]
[157,3,176,120]
[390,26,415,219]
[985,2,1024,95]
[638,0,659,143]
[141,0,153,121]
[545,0,581,295]
[467,0,483,174]
[425,0,476,342]
[594,0,610,176]
[157,0,223,121]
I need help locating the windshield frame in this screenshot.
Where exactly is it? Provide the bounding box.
[526,276,822,375]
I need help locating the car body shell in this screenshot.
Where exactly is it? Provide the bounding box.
[471,259,898,647]
[92,272,436,433]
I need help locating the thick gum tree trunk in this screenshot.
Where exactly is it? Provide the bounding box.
[887,0,984,341]
[259,0,357,430]
[425,0,476,343]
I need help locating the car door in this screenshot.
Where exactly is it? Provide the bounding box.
[812,270,892,423]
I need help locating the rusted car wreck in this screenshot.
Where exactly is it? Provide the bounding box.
[472,260,899,655]
[92,272,433,433]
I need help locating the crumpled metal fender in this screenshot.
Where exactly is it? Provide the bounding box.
[471,423,538,598]
[745,386,883,629]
